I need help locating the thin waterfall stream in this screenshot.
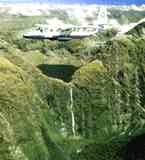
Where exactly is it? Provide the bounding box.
[69,85,76,136]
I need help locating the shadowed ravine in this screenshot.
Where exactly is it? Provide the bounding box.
[37,64,79,82]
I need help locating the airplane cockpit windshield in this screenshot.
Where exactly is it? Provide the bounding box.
[31,27,43,32]
[36,27,43,32]
[33,26,55,32]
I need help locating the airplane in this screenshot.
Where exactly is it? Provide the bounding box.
[23,7,109,41]
[23,24,105,41]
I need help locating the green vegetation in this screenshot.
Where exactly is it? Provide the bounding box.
[108,8,145,24]
[0,11,145,160]
[0,55,72,160]
[127,21,145,37]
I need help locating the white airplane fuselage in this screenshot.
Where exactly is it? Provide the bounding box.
[23,25,103,41]
[23,7,109,41]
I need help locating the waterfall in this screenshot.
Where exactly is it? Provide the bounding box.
[69,85,76,136]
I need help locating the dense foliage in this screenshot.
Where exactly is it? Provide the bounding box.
[0,10,145,160]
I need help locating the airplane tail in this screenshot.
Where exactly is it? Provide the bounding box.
[97,6,108,25]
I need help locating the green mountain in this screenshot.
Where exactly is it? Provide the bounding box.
[126,19,145,37]
[0,11,145,160]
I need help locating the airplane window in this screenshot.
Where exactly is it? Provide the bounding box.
[40,28,43,32]
[92,28,96,32]
[57,28,62,32]
[36,27,43,32]
[83,27,87,31]
[65,28,72,32]
[75,28,80,32]
[86,28,94,32]
[35,27,40,31]
[61,28,72,36]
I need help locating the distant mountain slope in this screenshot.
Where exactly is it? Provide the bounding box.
[0,4,145,26]
[126,18,145,37]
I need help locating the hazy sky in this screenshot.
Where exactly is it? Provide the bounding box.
[0,0,145,5]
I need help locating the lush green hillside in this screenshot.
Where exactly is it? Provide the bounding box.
[108,8,145,24]
[0,13,145,160]
[126,20,145,37]
[0,54,73,160]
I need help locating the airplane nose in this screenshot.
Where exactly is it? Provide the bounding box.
[23,34,30,39]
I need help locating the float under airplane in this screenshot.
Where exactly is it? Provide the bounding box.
[23,24,105,41]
